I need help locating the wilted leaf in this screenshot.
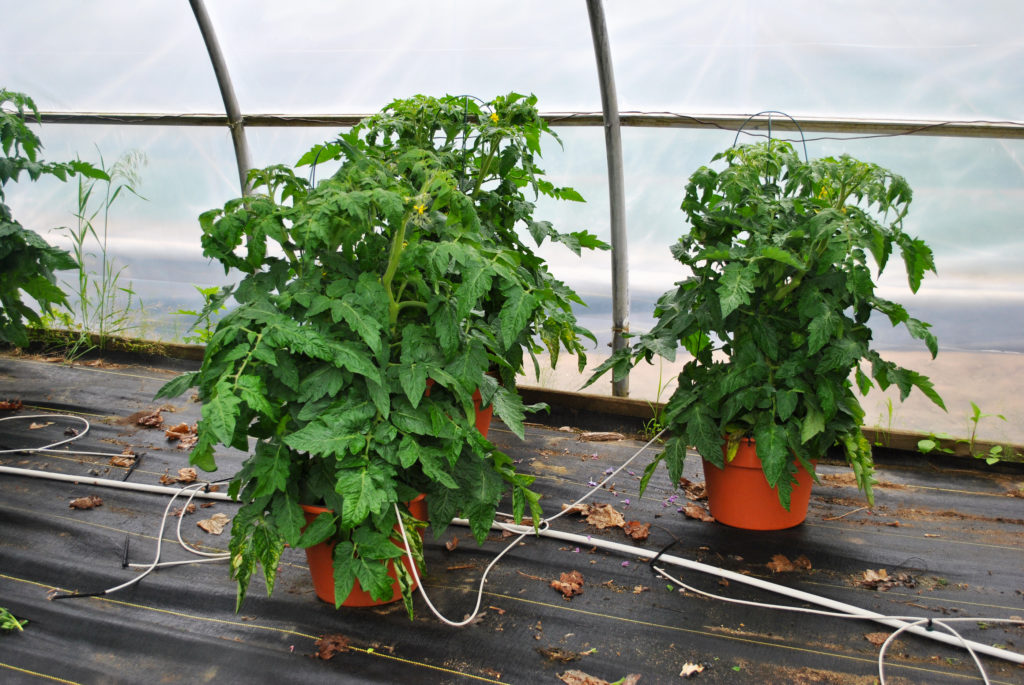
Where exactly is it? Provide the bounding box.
[197,512,230,534]
[313,633,350,660]
[69,496,103,510]
[680,662,705,677]
[551,570,585,599]
[623,520,651,541]
[682,502,714,522]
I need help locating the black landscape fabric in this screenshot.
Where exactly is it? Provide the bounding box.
[1,351,1022,684]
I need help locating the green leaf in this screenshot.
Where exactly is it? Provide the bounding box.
[202,382,243,446]
[155,371,199,400]
[754,424,789,488]
[336,463,396,525]
[297,512,336,548]
[331,541,358,608]
[717,262,757,318]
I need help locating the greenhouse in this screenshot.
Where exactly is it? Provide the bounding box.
[1,1,1022,683]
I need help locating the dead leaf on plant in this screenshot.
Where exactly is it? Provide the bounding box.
[313,633,350,660]
[558,670,641,685]
[623,520,650,541]
[680,662,705,677]
[551,570,585,599]
[766,554,812,573]
[682,502,714,522]
[69,496,102,510]
[197,512,230,534]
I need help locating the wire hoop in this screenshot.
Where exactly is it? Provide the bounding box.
[733,110,809,162]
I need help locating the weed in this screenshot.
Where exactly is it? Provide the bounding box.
[175,285,231,344]
[52,148,147,359]
[0,606,26,632]
[641,358,673,440]
[917,402,1009,465]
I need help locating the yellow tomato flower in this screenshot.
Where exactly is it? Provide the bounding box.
[414,203,427,214]
[489,112,499,124]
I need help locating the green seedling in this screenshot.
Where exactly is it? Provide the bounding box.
[0,607,26,632]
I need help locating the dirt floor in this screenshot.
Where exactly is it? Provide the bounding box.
[1,350,1022,684]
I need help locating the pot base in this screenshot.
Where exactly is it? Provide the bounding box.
[701,440,814,530]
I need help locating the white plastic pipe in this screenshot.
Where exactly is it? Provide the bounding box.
[452,518,1024,666]
[0,465,233,501]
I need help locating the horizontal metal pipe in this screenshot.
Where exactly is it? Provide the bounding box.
[34,111,1024,140]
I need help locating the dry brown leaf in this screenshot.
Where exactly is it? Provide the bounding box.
[766,554,812,573]
[69,496,103,510]
[585,503,624,529]
[558,670,641,685]
[857,568,917,591]
[172,504,197,518]
[577,431,624,442]
[679,477,707,501]
[313,633,350,660]
[196,512,230,534]
[136,408,164,427]
[445,535,459,552]
[551,570,585,599]
[159,471,176,485]
[176,467,198,483]
[538,646,583,663]
[623,520,651,541]
[0,399,23,411]
[682,502,714,522]
[864,632,890,647]
[109,455,135,468]
[28,421,53,430]
[680,662,705,677]
[632,585,649,594]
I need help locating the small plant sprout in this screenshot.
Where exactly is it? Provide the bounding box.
[0,607,26,632]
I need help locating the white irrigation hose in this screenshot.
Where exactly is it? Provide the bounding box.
[394,429,668,627]
[0,465,233,501]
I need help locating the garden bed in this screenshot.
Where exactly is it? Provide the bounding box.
[1,350,1022,684]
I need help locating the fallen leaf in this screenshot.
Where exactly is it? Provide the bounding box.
[551,570,585,599]
[313,633,349,660]
[0,399,23,411]
[69,496,103,510]
[29,422,54,430]
[856,568,917,591]
[558,670,641,685]
[679,477,707,501]
[682,502,714,522]
[632,585,649,594]
[109,455,135,468]
[197,512,230,534]
[578,431,624,442]
[923,533,940,538]
[766,554,812,573]
[176,467,198,484]
[136,408,164,427]
[164,423,196,441]
[864,632,889,647]
[623,520,651,541]
[445,535,459,552]
[538,646,584,662]
[680,662,705,677]
[159,471,176,485]
[172,504,197,518]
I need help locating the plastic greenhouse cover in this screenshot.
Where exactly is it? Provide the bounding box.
[2,1,1023,441]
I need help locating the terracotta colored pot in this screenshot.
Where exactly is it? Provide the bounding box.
[701,438,815,530]
[300,495,427,606]
[424,380,493,437]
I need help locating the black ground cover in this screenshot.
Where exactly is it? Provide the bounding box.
[1,351,1022,684]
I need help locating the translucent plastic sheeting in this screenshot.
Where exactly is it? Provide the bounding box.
[3,1,1023,120]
